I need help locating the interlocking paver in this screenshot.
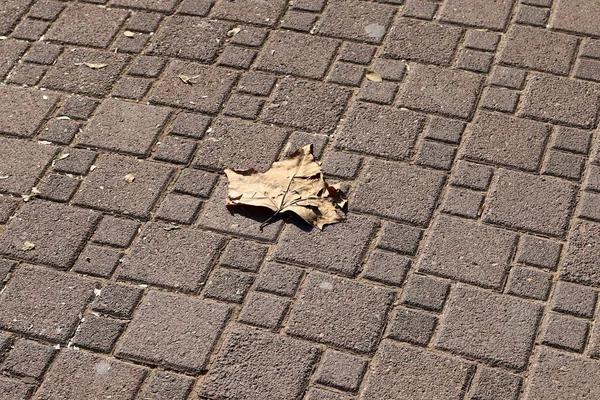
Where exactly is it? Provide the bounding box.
[0,137,56,195]
[439,0,516,30]
[316,350,368,392]
[110,0,179,12]
[71,314,126,353]
[116,290,231,372]
[211,0,286,26]
[137,371,194,400]
[470,367,522,400]
[2,338,56,379]
[0,86,59,139]
[0,1,32,35]
[0,39,28,80]
[560,220,600,287]
[550,0,600,36]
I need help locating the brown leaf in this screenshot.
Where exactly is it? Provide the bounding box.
[124,173,135,183]
[227,26,241,37]
[123,30,136,37]
[225,145,347,230]
[366,71,382,82]
[22,241,35,251]
[179,74,198,85]
[79,62,108,69]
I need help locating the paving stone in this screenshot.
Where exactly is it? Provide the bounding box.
[59,95,99,120]
[0,39,28,80]
[219,239,268,273]
[0,1,33,35]
[322,151,362,179]
[436,284,542,370]
[200,325,319,400]
[334,102,425,160]
[280,9,317,32]
[91,215,140,248]
[211,0,285,26]
[372,59,406,81]
[352,159,445,226]
[127,55,165,78]
[542,312,589,352]
[287,272,393,353]
[274,214,377,276]
[480,87,519,113]
[306,388,351,400]
[550,0,600,36]
[154,136,196,165]
[111,76,153,100]
[203,268,253,303]
[119,223,224,293]
[401,274,450,312]
[255,262,304,296]
[109,0,179,12]
[217,46,256,69]
[0,86,59,139]
[318,0,396,44]
[155,193,202,225]
[506,266,553,300]
[2,339,56,379]
[362,250,411,287]
[41,48,129,96]
[552,281,598,318]
[424,116,465,144]
[0,264,96,342]
[149,60,238,114]
[237,72,277,96]
[0,376,33,400]
[524,347,600,399]
[520,73,600,128]
[72,244,123,277]
[37,349,146,400]
[358,81,398,104]
[262,77,351,134]
[377,221,422,255]
[552,126,593,155]
[387,307,437,346]
[489,65,527,89]
[415,140,456,170]
[238,292,289,330]
[93,282,143,318]
[222,94,264,119]
[193,117,288,171]
[45,3,127,47]
[578,191,600,222]
[464,30,500,52]
[230,25,269,47]
[38,119,80,145]
[0,138,56,196]
[516,4,549,26]
[111,32,149,53]
[12,18,49,40]
[382,18,462,65]
[439,0,515,30]
[255,30,338,79]
[328,62,365,86]
[126,11,161,32]
[581,38,600,59]
[456,49,493,73]
[147,16,231,62]
[0,196,19,225]
[71,315,125,353]
[463,111,549,171]
[586,165,600,192]
[516,235,562,270]
[542,150,585,181]
[417,215,516,289]
[22,42,62,65]
[7,63,46,86]
[137,371,194,400]
[174,169,218,198]
[339,42,377,65]
[439,186,484,218]
[117,290,230,372]
[402,0,438,19]
[316,350,367,392]
[484,169,576,237]
[560,220,600,287]
[361,341,473,399]
[283,132,328,158]
[0,201,99,269]
[469,367,522,400]
[170,112,211,139]
[398,64,483,119]
[37,173,80,203]
[73,154,173,220]
[52,148,97,175]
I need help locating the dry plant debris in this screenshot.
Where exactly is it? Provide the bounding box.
[225,145,347,230]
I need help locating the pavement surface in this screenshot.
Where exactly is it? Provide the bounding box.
[1,0,600,399]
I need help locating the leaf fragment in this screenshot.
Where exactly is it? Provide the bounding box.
[123,30,136,37]
[163,225,182,231]
[54,153,70,162]
[179,74,201,85]
[227,26,241,37]
[22,241,35,251]
[76,62,108,69]
[124,173,136,183]
[224,145,347,230]
[366,71,382,82]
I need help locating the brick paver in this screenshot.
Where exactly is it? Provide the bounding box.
[3,1,600,398]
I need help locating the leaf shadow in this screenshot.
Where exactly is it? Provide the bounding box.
[226,204,314,232]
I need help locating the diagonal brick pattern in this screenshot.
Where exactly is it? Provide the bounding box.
[1,1,600,399]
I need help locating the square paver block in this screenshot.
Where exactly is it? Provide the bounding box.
[46,3,127,48]
[436,285,543,370]
[484,169,576,237]
[274,214,378,276]
[286,272,394,353]
[211,0,286,26]
[36,349,146,400]
[440,0,515,30]
[193,117,289,171]
[0,86,59,138]
[500,25,578,75]
[148,16,231,62]
[417,215,517,289]
[0,1,32,35]
[520,74,600,128]
[360,341,473,400]
[0,265,96,342]
[462,111,550,171]
[561,220,600,287]
[0,201,100,269]
[551,0,600,36]
[334,102,425,160]
[118,223,225,292]
[41,48,129,97]
[398,64,483,119]
[352,159,445,226]
[78,99,170,157]
[523,347,600,400]
[110,0,179,12]
[318,0,396,43]
[74,154,174,219]
[150,60,238,114]
[383,18,463,65]
[116,290,231,373]
[0,137,57,195]
[261,77,351,133]
[200,325,319,400]
[255,30,338,79]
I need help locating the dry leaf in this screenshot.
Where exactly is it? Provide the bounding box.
[163,225,182,231]
[78,62,108,69]
[0,173,8,179]
[227,27,241,37]
[366,71,382,82]
[21,241,35,251]
[179,74,199,84]
[57,116,71,120]
[225,145,347,230]
[124,173,136,183]
[54,153,70,162]
[123,30,136,37]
